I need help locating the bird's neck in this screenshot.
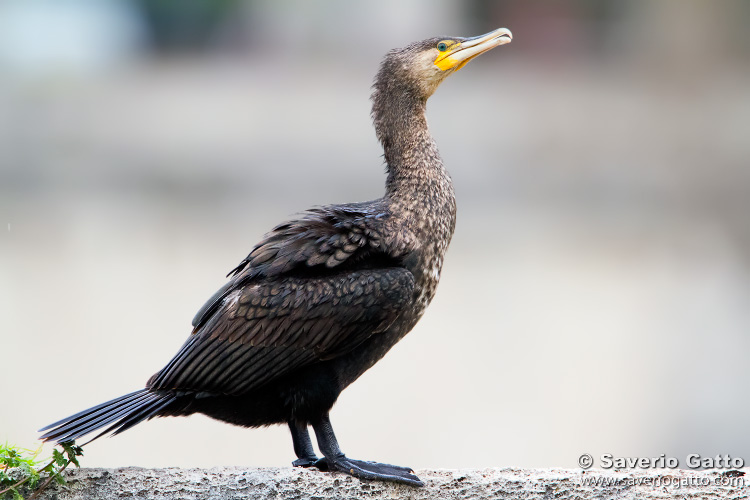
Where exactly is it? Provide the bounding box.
[371,76,457,311]
[371,88,449,199]
[371,82,457,283]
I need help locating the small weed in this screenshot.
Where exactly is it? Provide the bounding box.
[0,442,83,500]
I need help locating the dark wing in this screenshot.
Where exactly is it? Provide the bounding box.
[148,268,414,396]
[231,206,390,277]
[192,205,417,329]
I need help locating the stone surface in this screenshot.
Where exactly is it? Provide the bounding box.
[26,467,749,500]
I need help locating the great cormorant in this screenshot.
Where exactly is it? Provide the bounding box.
[40,28,513,487]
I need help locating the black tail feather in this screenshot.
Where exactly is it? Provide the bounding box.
[39,389,176,445]
[39,391,150,439]
[38,390,145,432]
[50,392,154,444]
[106,396,176,437]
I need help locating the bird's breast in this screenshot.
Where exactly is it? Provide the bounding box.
[399,198,456,312]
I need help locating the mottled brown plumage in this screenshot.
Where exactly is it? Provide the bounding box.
[40,28,512,487]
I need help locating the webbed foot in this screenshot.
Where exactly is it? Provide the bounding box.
[313,454,423,487]
[292,456,319,468]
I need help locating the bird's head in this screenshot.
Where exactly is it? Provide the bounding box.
[375,28,513,101]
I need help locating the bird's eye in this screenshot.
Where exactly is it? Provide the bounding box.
[437,42,448,52]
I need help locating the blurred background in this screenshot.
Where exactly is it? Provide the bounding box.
[2,0,749,471]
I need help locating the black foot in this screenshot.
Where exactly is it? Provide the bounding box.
[313,455,423,487]
[292,456,319,468]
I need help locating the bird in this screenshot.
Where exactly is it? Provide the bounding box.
[39,27,512,487]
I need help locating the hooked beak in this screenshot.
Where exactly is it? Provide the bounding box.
[435,28,512,71]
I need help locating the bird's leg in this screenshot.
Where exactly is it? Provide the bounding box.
[310,413,423,487]
[288,420,319,467]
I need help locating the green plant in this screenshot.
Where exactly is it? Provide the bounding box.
[0,442,83,500]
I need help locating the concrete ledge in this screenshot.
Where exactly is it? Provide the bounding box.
[29,467,748,499]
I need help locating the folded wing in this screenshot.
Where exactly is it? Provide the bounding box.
[149,268,415,395]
